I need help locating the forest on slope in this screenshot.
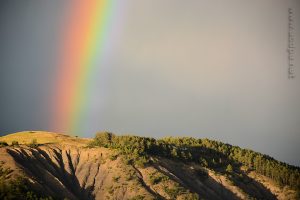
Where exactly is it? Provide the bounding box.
[90,132,300,193]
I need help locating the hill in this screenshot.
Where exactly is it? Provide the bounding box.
[0,131,299,200]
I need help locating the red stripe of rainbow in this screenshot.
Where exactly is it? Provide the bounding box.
[52,0,117,135]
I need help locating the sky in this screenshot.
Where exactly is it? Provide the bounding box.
[0,0,299,166]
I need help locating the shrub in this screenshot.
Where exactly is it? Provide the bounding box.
[108,188,114,194]
[149,173,169,185]
[11,141,19,146]
[28,139,38,148]
[93,132,115,147]
[199,158,208,167]
[0,162,12,177]
[112,176,120,182]
[182,193,199,200]
[149,175,161,185]
[129,195,144,200]
[226,164,233,173]
[123,156,133,165]
[109,154,118,161]
[164,185,185,199]
[134,156,149,168]
[195,169,208,180]
[125,174,133,181]
[0,141,8,147]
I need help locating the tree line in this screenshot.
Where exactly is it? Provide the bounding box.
[90,132,300,192]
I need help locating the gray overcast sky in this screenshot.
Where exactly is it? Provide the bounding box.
[0,0,299,166]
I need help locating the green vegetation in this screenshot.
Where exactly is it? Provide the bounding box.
[149,172,169,185]
[226,164,233,173]
[108,186,114,194]
[90,132,300,192]
[0,161,52,200]
[109,154,118,161]
[134,156,148,168]
[195,169,208,181]
[0,141,8,147]
[129,195,145,200]
[112,176,120,182]
[11,140,19,146]
[28,139,38,148]
[163,183,185,199]
[182,193,199,200]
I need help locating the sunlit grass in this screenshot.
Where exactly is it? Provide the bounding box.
[0,131,91,146]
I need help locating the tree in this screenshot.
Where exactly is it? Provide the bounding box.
[200,158,208,167]
[171,148,178,158]
[11,141,19,146]
[226,164,233,173]
[94,132,115,147]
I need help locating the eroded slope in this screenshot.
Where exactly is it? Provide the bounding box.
[0,131,298,200]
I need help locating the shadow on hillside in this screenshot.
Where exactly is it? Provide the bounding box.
[7,147,94,200]
[131,164,165,200]
[191,146,277,199]
[154,158,239,200]
[230,169,277,200]
[151,144,277,200]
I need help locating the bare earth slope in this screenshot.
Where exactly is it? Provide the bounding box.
[0,131,298,200]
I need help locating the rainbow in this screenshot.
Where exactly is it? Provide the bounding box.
[52,0,122,136]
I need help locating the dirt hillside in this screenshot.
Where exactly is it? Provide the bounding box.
[0,131,298,200]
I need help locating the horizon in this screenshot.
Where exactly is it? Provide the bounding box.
[1,129,299,168]
[0,0,299,167]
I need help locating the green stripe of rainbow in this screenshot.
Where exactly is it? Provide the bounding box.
[52,0,119,135]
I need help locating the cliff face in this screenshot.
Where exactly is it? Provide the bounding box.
[5,145,119,199]
[0,132,298,200]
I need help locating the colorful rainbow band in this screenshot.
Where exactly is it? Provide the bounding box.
[52,0,118,136]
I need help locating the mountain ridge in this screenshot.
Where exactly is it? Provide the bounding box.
[0,131,299,200]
